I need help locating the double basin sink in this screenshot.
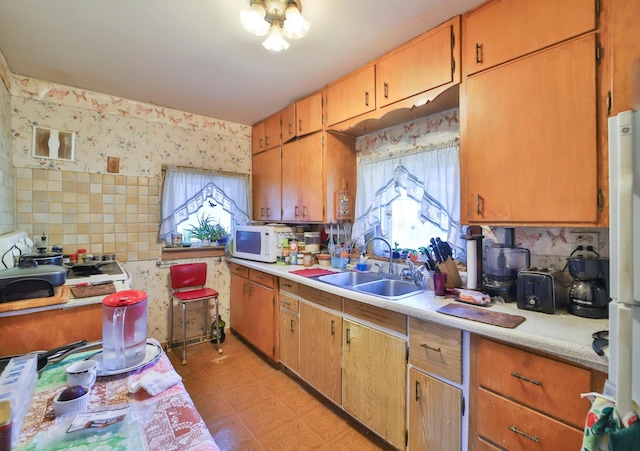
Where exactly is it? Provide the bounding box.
[316,271,423,300]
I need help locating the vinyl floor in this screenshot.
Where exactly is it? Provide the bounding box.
[167,332,391,451]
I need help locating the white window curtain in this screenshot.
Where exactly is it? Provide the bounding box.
[159,167,250,243]
[351,139,464,255]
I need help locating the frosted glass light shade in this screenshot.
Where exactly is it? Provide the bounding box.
[283,5,309,40]
[240,3,269,36]
[262,23,289,51]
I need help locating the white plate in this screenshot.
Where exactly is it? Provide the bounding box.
[89,341,162,377]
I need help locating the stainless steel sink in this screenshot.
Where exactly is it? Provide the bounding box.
[353,279,423,300]
[317,271,382,288]
[316,271,423,300]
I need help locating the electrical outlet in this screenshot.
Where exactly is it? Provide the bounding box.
[569,231,599,251]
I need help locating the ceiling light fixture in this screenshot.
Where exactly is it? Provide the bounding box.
[241,0,310,52]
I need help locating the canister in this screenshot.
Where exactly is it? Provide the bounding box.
[303,252,313,267]
[304,232,320,253]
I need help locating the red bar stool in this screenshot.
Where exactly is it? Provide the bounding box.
[169,262,222,365]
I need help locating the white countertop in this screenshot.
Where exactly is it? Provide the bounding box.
[228,257,609,373]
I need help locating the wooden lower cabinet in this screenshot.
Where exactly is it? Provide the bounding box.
[343,319,407,449]
[299,302,342,404]
[409,368,462,451]
[229,265,276,359]
[278,302,299,373]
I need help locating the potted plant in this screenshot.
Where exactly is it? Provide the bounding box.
[186,214,214,246]
[210,223,229,245]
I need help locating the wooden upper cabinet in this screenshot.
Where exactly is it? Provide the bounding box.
[281,132,324,222]
[251,121,265,154]
[464,0,597,76]
[326,65,376,126]
[252,147,281,221]
[282,92,323,143]
[377,16,459,108]
[463,34,599,224]
[252,112,281,154]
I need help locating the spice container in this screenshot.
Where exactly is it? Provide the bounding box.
[304,232,321,253]
[290,239,298,254]
[303,252,313,267]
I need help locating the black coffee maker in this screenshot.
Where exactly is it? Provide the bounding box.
[566,256,610,318]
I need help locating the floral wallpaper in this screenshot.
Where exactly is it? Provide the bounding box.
[355,108,609,270]
[0,48,249,344]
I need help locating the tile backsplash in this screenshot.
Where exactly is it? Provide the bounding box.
[16,168,160,260]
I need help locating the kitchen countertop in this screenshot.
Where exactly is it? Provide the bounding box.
[228,257,609,373]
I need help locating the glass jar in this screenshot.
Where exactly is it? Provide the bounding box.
[303,252,313,267]
[304,232,321,253]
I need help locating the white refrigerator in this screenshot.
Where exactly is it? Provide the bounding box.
[608,109,640,418]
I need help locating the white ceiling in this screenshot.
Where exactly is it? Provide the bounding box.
[0,0,484,126]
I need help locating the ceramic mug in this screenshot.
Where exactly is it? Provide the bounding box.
[66,360,98,388]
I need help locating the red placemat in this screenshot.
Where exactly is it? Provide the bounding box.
[289,268,337,278]
[437,303,526,329]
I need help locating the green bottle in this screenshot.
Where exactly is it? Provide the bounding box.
[211,315,226,344]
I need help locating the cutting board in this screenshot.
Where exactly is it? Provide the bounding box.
[0,285,70,312]
[334,179,353,220]
[290,268,337,278]
[437,303,526,329]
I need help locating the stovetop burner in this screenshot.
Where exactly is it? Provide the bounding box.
[64,261,129,286]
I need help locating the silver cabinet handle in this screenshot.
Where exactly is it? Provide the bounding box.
[415,380,420,401]
[260,207,265,218]
[266,207,271,218]
[298,119,302,132]
[302,206,307,218]
[420,343,442,353]
[346,327,350,345]
[510,372,542,386]
[383,82,389,99]
[508,426,540,443]
[290,318,295,332]
[364,91,369,107]
[476,194,482,216]
[295,206,299,217]
[331,320,335,336]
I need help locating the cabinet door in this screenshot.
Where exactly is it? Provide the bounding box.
[263,112,281,151]
[251,121,265,154]
[252,147,281,221]
[299,302,342,404]
[249,281,275,359]
[326,65,376,126]
[230,273,250,338]
[464,34,598,224]
[296,92,323,137]
[377,17,457,108]
[298,132,324,222]
[281,103,296,143]
[409,368,461,451]
[343,319,406,449]
[281,140,302,221]
[464,0,596,75]
[282,133,324,222]
[278,307,299,373]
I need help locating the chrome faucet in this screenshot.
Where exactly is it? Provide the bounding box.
[401,259,416,280]
[364,237,395,276]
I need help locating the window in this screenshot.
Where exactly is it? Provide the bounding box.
[352,140,463,260]
[379,196,446,255]
[159,167,250,246]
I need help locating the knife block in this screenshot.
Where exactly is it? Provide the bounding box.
[436,258,463,288]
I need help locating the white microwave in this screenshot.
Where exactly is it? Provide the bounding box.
[231,225,294,263]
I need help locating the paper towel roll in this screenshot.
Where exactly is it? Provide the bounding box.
[466,240,478,289]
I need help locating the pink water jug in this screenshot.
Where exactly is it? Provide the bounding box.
[102,290,148,371]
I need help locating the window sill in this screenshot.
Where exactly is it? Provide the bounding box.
[162,246,226,261]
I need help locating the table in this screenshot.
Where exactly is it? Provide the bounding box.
[16,339,219,450]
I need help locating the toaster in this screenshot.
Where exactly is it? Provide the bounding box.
[516,268,568,314]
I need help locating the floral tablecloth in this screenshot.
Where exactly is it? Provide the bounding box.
[16,339,219,451]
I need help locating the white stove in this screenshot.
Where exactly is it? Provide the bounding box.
[64,260,131,286]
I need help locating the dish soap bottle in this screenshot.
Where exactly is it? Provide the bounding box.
[210,315,226,344]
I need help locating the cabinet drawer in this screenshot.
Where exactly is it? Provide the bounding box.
[479,338,591,428]
[230,263,249,278]
[279,293,299,314]
[279,279,299,295]
[478,388,583,450]
[409,318,462,384]
[299,285,342,311]
[249,269,274,288]
[477,437,502,451]
[343,299,407,335]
